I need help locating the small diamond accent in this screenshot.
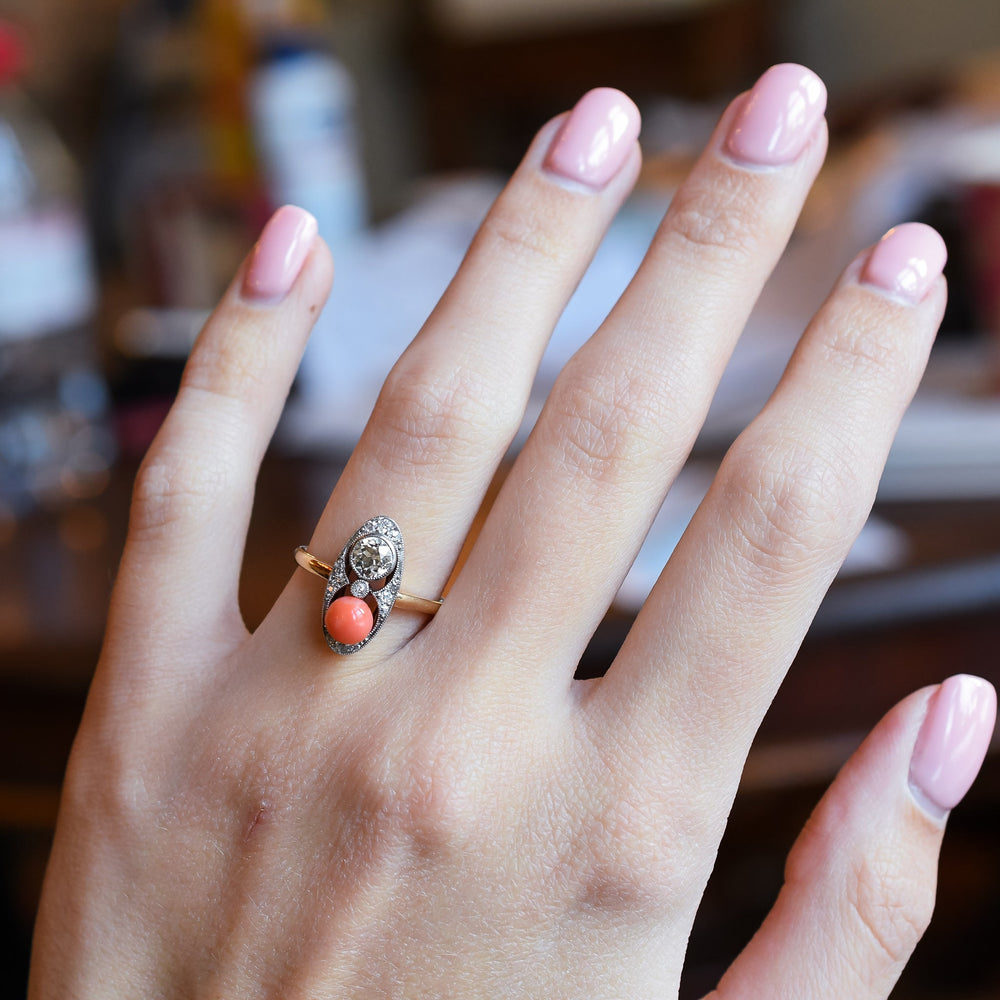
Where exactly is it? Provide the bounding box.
[350,579,370,598]
[349,535,396,581]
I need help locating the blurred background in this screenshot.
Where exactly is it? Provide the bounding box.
[2,0,1000,995]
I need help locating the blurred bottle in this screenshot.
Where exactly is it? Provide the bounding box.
[92,0,258,461]
[249,33,367,249]
[0,21,112,520]
[244,16,368,442]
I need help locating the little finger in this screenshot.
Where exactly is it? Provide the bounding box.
[711,676,995,1000]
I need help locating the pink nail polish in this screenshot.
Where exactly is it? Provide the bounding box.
[544,88,640,190]
[862,223,948,304]
[725,63,826,166]
[242,205,318,302]
[909,674,996,817]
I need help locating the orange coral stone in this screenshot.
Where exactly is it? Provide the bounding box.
[324,596,374,645]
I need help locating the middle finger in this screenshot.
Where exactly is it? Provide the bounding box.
[452,65,828,678]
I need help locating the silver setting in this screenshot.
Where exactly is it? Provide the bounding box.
[323,515,404,654]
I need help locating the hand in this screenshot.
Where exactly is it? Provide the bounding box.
[30,64,995,999]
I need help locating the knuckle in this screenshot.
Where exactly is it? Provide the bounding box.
[183,326,270,411]
[662,175,761,270]
[382,716,534,861]
[361,722,491,857]
[371,361,520,478]
[398,749,480,855]
[131,447,235,536]
[479,201,570,273]
[847,852,934,968]
[720,435,863,579]
[575,790,691,920]
[61,735,158,836]
[818,307,915,393]
[545,362,679,484]
[573,748,717,920]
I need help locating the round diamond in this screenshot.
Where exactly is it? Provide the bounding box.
[350,579,371,598]
[349,535,396,581]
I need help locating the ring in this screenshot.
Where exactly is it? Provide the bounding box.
[294,515,442,654]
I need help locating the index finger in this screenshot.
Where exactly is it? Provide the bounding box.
[104,208,331,670]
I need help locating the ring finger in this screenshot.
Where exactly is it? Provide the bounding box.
[279,89,643,658]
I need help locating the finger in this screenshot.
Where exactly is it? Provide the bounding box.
[451,65,828,675]
[711,676,995,1000]
[108,207,331,660]
[277,90,642,655]
[601,224,948,790]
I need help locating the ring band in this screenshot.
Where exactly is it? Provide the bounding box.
[294,515,442,654]
[294,548,443,614]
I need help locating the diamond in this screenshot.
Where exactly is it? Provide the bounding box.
[349,535,396,581]
[350,579,370,598]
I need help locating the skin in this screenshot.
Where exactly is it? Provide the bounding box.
[29,81,962,999]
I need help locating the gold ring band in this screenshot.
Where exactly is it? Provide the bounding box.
[294,546,443,615]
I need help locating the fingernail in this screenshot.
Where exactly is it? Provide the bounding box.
[862,223,948,304]
[909,674,996,817]
[725,63,826,166]
[242,205,318,302]
[544,88,640,190]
